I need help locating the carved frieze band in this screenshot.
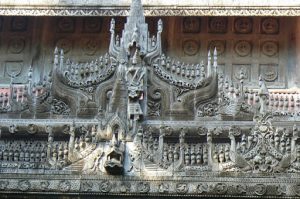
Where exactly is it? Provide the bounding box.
[0,177,299,197]
[0,7,300,16]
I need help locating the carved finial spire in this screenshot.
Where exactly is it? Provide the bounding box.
[60,49,64,70]
[110,18,115,33]
[207,50,212,77]
[258,75,269,97]
[132,48,141,65]
[28,65,33,81]
[258,75,269,115]
[54,46,59,68]
[158,19,163,33]
[213,47,218,73]
[127,0,145,25]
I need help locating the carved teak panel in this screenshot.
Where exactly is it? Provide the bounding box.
[0,0,299,198]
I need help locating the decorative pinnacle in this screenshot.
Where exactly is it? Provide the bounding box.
[54,46,59,55]
[258,75,269,97]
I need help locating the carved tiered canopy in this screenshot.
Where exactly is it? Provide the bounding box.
[0,0,300,198]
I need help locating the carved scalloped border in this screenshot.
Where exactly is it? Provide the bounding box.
[0,7,300,16]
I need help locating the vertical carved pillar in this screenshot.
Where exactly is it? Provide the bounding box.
[68,123,75,160]
[46,126,53,160]
[207,130,213,167]
[158,127,165,160]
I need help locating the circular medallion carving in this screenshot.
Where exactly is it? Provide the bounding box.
[58,180,71,192]
[83,17,102,33]
[214,183,228,194]
[0,181,8,190]
[262,41,278,57]
[182,17,200,33]
[8,38,25,54]
[57,17,75,33]
[294,184,300,196]
[262,18,279,34]
[234,40,251,57]
[209,17,227,33]
[137,182,150,193]
[56,38,72,53]
[11,17,28,32]
[99,180,112,193]
[183,40,199,56]
[254,184,267,196]
[18,180,31,191]
[260,64,278,82]
[83,39,98,55]
[5,61,22,77]
[176,183,188,194]
[197,183,208,194]
[209,40,225,55]
[234,17,252,34]
[40,181,50,191]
